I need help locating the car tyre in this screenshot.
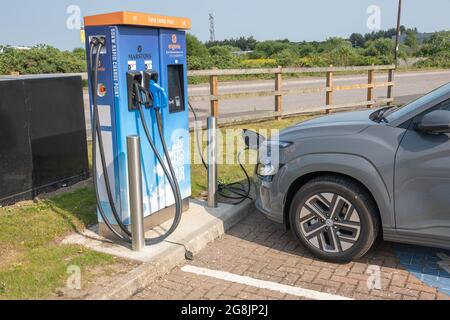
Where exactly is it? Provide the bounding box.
[289,175,379,262]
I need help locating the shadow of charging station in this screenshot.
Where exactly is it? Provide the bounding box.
[395,244,450,296]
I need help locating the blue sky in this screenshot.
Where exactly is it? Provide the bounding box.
[0,0,449,50]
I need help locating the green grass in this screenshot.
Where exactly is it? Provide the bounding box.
[0,188,97,248]
[0,245,114,299]
[0,188,114,300]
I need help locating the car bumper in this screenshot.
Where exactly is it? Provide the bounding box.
[254,175,285,224]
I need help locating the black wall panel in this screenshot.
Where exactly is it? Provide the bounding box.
[0,80,33,202]
[0,75,89,205]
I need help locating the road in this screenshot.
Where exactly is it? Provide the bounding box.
[83,69,450,139]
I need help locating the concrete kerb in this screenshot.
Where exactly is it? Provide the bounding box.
[85,199,253,300]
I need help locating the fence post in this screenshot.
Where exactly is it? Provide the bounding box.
[325,65,333,114]
[367,65,375,108]
[387,68,394,106]
[275,66,283,120]
[210,67,219,118]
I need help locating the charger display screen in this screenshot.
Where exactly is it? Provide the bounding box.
[167,65,185,113]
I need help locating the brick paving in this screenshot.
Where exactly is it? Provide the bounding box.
[132,210,450,300]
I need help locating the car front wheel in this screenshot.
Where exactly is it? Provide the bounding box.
[289,175,379,262]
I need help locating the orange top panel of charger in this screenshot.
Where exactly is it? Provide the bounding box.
[84,11,191,30]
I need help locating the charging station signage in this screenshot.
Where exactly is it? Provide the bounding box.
[165,32,185,60]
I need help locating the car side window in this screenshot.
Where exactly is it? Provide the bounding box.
[430,98,450,112]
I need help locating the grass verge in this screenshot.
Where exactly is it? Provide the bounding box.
[0,188,117,299]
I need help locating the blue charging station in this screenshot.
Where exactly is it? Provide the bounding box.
[84,12,191,239]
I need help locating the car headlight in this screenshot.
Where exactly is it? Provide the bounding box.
[257,140,292,177]
[266,140,293,149]
[257,163,279,176]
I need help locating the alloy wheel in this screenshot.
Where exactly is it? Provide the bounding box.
[298,192,361,253]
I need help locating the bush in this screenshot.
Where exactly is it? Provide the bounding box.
[415,51,450,68]
[241,58,277,68]
[323,46,359,66]
[274,49,298,67]
[0,45,86,75]
[419,31,450,56]
[364,38,395,58]
[187,56,212,70]
[251,41,293,58]
[295,56,328,67]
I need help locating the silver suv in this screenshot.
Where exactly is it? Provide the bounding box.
[253,83,450,261]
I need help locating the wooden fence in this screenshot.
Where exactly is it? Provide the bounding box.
[187,64,396,120]
[7,64,396,123]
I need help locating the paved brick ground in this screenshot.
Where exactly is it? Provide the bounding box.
[132,210,450,300]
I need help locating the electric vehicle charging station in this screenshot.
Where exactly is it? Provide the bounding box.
[84,12,192,245]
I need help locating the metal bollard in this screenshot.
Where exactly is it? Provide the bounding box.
[127,135,145,251]
[207,116,218,208]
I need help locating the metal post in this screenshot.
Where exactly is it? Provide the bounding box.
[394,0,403,68]
[207,117,218,208]
[127,135,145,251]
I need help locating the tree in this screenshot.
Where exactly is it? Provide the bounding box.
[186,33,209,58]
[208,46,241,69]
[364,38,396,64]
[206,36,258,51]
[324,46,360,66]
[209,45,234,57]
[252,41,293,58]
[275,49,297,67]
[321,38,352,52]
[405,30,418,51]
[296,43,316,56]
[349,33,365,48]
[230,36,257,51]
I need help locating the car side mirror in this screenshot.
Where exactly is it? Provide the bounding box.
[417,110,450,134]
[242,129,266,150]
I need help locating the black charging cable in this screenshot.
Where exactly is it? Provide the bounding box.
[131,81,184,245]
[188,101,253,205]
[133,81,193,258]
[90,39,132,242]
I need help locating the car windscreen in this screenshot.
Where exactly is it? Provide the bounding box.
[385,82,450,123]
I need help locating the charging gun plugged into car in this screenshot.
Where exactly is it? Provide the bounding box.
[85,11,252,254]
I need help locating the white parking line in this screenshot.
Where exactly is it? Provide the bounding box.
[181,265,353,300]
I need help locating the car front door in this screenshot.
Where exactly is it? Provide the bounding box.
[395,99,450,241]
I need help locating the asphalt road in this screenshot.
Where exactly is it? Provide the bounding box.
[84,69,450,139]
